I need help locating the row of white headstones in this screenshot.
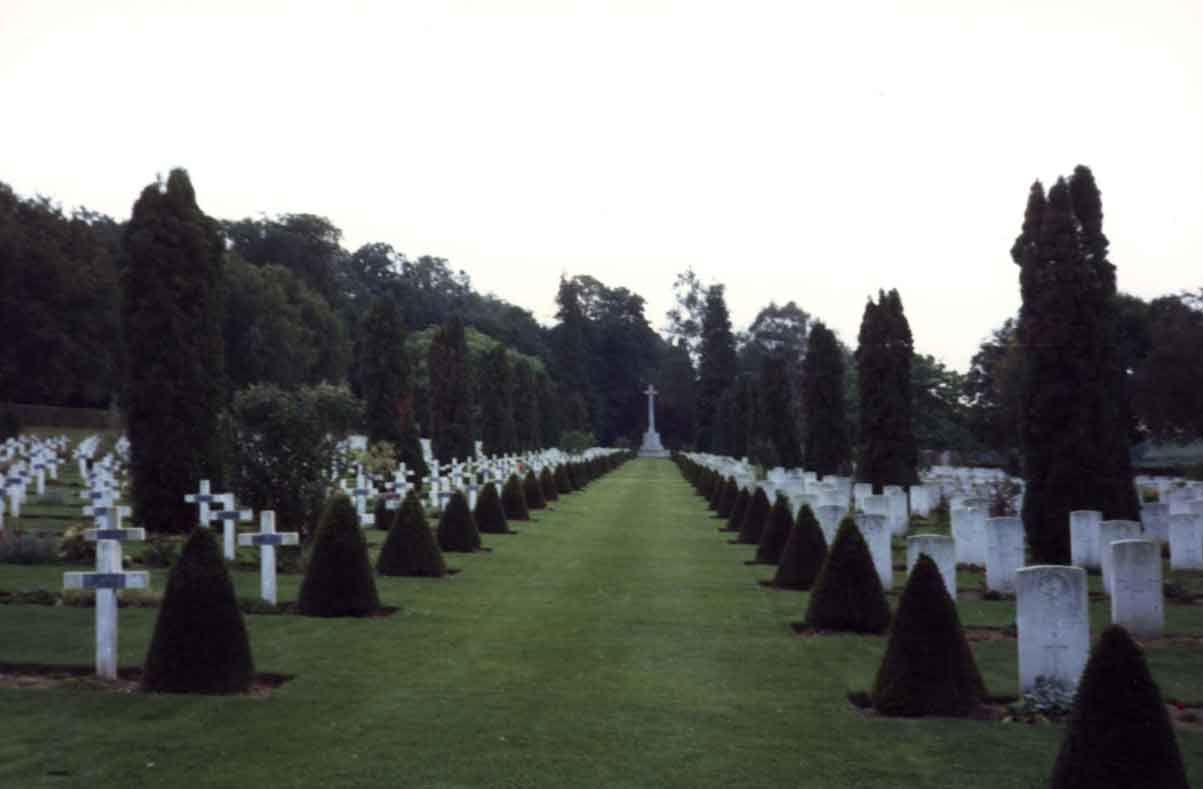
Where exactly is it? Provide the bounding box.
[688,452,1203,693]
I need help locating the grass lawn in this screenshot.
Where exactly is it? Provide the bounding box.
[1,458,1201,787]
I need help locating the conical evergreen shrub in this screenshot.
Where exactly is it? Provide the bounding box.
[555,464,573,494]
[567,463,582,489]
[804,517,891,634]
[773,504,827,590]
[1049,625,1188,789]
[716,478,737,519]
[871,554,984,716]
[523,470,546,510]
[709,473,726,510]
[540,467,559,503]
[374,497,396,531]
[298,495,381,617]
[738,488,772,544]
[502,474,531,520]
[474,482,511,534]
[755,494,794,564]
[725,488,749,532]
[143,529,253,693]
[437,490,482,552]
[377,490,448,577]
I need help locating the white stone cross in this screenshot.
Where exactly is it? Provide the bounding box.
[643,385,658,433]
[63,564,150,679]
[238,510,299,605]
[184,480,218,529]
[207,494,253,560]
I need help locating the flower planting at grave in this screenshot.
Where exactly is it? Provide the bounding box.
[772,504,827,590]
[378,490,448,577]
[297,495,381,617]
[804,517,891,634]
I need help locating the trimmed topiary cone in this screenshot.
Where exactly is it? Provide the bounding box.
[1049,625,1189,789]
[755,494,794,564]
[523,470,547,510]
[474,482,511,534]
[555,464,573,495]
[374,497,396,531]
[773,504,827,590]
[725,488,749,532]
[377,490,448,577]
[143,528,253,693]
[437,490,483,552]
[502,474,531,521]
[540,467,559,503]
[567,463,582,489]
[298,495,381,617]
[804,516,891,634]
[738,488,772,545]
[871,554,985,716]
[716,478,737,519]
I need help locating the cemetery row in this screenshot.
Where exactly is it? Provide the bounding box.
[675,452,1196,785]
[0,432,632,689]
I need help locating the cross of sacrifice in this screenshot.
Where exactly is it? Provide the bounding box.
[207,493,254,560]
[63,507,147,680]
[238,510,299,605]
[184,479,219,529]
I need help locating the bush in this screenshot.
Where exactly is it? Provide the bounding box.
[560,430,595,453]
[871,554,985,716]
[437,491,482,553]
[1050,625,1189,788]
[725,489,749,532]
[773,505,827,590]
[58,525,97,564]
[377,490,447,577]
[373,497,396,532]
[555,464,573,494]
[539,467,559,503]
[143,529,254,693]
[738,488,772,545]
[297,495,381,617]
[804,517,891,634]
[0,531,58,564]
[716,478,737,519]
[0,408,21,440]
[502,474,530,521]
[755,494,794,565]
[523,471,546,510]
[474,482,511,534]
[139,536,182,568]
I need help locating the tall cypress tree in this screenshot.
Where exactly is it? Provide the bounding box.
[428,317,474,463]
[801,321,851,477]
[122,169,225,533]
[552,276,592,431]
[513,361,541,450]
[760,354,803,467]
[536,372,562,448]
[480,344,518,455]
[1018,174,1137,563]
[359,296,426,479]
[696,284,737,452]
[856,289,918,491]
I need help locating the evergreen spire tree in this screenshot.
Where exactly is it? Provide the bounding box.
[801,321,851,477]
[480,344,518,455]
[535,373,562,448]
[513,362,542,450]
[428,317,474,463]
[696,284,737,452]
[358,296,426,480]
[760,354,803,467]
[856,289,918,491]
[122,169,225,533]
[552,276,592,431]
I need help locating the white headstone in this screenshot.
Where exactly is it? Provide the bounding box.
[854,513,893,590]
[1099,519,1142,595]
[1140,502,1170,545]
[814,504,846,546]
[951,507,987,566]
[1169,513,1203,571]
[906,534,956,598]
[1016,565,1090,693]
[1109,539,1163,639]
[1069,510,1102,569]
[985,516,1024,594]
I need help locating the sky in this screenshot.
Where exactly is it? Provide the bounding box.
[2,0,1201,372]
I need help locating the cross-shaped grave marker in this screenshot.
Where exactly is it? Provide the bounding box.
[207,493,253,560]
[184,479,219,529]
[238,510,299,605]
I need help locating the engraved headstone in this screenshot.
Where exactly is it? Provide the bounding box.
[1016,565,1089,692]
[1069,510,1101,569]
[951,506,986,566]
[814,504,846,546]
[906,534,956,598]
[855,513,893,591]
[1110,539,1163,639]
[985,516,1024,594]
[1140,502,1170,545]
[1169,513,1203,571]
[1099,519,1142,595]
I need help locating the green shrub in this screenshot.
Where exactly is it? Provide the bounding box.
[58,525,96,564]
[725,489,749,532]
[804,517,891,634]
[716,478,737,519]
[773,505,827,590]
[539,467,559,503]
[523,471,546,510]
[566,463,582,490]
[474,482,511,534]
[1050,625,1188,788]
[502,474,530,521]
[737,488,772,545]
[437,491,482,553]
[560,430,595,453]
[755,494,794,564]
[139,536,182,568]
[0,531,58,564]
[143,529,254,693]
[871,554,985,716]
[378,490,447,577]
[0,408,21,440]
[297,495,381,617]
[555,464,574,494]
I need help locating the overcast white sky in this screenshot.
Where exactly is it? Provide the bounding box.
[2,0,1200,371]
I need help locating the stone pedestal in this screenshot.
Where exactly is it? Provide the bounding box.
[638,429,670,458]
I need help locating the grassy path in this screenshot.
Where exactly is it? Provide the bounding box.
[1,458,1201,787]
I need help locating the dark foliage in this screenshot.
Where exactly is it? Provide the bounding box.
[696,284,738,452]
[523,470,546,510]
[143,529,254,693]
[298,495,380,617]
[474,481,511,534]
[805,517,891,634]
[437,490,482,552]
[502,474,531,521]
[856,290,918,491]
[871,555,984,716]
[755,494,794,565]
[760,355,803,467]
[377,490,447,576]
[716,478,737,519]
[359,296,426,479]
[726,488,749,532]
[773,504,827,590]
[480,344,518,456]
[429,317,474,463]
[539,467,559,503]
[738,487,772,545]
[801,321,851,477]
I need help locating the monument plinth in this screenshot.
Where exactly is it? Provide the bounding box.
[639,385,670,458]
